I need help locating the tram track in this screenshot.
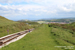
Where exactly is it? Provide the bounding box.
[0,28,34,46]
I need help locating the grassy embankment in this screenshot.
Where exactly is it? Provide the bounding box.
[51,27,75,49]
[49,23,75,50]
[0,16,34,37]
[1,24,64,50]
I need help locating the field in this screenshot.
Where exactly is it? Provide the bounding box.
[0,24,62,50]
[0,16,75,50]
[1,24,75,50]
[37,21,46,23]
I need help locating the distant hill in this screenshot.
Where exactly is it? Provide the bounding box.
[0,16,17,26]
[18,19,30,22]
[17,20,39,25]
[34,18,75,23]
[46,18,75,23]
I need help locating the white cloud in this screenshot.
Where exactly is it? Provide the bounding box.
[60,7,72,12]
[0,4,53,17]
[0,0,75,20]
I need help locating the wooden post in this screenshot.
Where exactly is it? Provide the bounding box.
[7,29,9,35]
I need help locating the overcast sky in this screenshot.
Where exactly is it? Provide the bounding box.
[0,0,75,20]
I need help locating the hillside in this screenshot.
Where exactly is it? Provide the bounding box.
[0,16,17,26]
[17,20,39,25]
[47,18,75,23]
[0,16,34,37]
[34,18,75,23]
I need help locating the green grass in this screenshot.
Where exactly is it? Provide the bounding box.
[0,16,17,26]
[0,22,33,37]
[51,27,75,50]
[0,23,75,50]
[0,16,34,37]
[1,25,63,50]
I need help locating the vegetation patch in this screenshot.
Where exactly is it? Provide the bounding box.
[1,25,63,50]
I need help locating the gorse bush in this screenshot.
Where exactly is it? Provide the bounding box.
[50,22,75,31]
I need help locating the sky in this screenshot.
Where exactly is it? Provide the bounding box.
[0,0,75,20]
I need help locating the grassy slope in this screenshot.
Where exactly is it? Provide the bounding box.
[0,16,32,37]
[51,27,75,50]
[0,16,17,26]
[1,25,63,50]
